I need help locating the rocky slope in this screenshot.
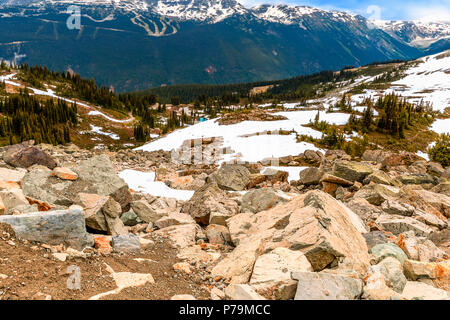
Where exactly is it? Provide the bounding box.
[0,140,448,300]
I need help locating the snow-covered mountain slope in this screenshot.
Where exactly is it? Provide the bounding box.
[151,0,247,22]
[358,50,450,112]
[374,20,450,49]
[251,4,356,25]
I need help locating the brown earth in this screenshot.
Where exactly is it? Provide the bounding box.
[0,224,209,300]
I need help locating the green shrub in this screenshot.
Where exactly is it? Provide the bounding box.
[428,134,450,167]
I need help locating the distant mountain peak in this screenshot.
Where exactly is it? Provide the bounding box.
[373,19,450,48]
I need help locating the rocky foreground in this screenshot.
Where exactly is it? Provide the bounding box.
[0,141,449,300]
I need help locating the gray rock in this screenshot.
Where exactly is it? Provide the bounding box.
[73,155,132,210]
[120,209,141,226]
[22,168,70,205]
[21,155,132,211]
[111,234,140,253]
[426,162,445,176]
[363,231,391,250]
[130,199,164,223]
[303,150,323,164]
[215,165,251,191]
[376,214,433,237]
[353,184,400,206]
[361,150,390,163]
[399,173,438,185]
[370,243,408,265]
[332,161,373,182]
[262,168,289,184]
[240,188,291,213]
[291,272,363,300]
[346,198,384,224]
[376,257,407,293]
[363,170,396,186]
[381,200,415,216]
[299,167,324,185]
[0,206,92,250]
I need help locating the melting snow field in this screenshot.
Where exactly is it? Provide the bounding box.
[389,51,450,112]
[118,169,194,201]
[135,110,349,163]
[430,119,450,134]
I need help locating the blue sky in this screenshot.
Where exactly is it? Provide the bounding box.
[238,0,450,21]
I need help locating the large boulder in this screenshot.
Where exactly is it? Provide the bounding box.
[381,200,415,216]
[362,150,390,163]
[181,182,238,225]
[205,224,232,245]
[291,272,363,300]
[215,165,251,191]
[225,190,371,276]
[0,206,92,250]
[332,161,373,182]
[363,170,397,186]
[153,224,197,249]
[240,188,291,213]
[431,182,450,196]
[3,143,57,169]
[130,199,166,223]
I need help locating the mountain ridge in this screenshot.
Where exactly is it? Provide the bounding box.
[0,0,447,91]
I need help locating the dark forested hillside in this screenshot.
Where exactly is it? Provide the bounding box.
[0,92,77,145]
[0,2,422,92]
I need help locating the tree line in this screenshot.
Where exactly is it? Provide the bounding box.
[0,92,77,145]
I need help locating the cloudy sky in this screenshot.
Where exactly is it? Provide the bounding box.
[237,0,450,21]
